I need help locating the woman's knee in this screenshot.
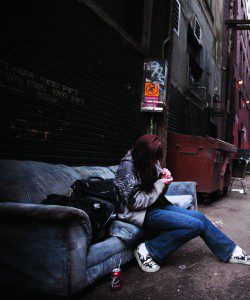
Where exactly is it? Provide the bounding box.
[191,210,206,221]
[190,219,204,234]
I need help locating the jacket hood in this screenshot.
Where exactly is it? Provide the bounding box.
[121,150,133,163]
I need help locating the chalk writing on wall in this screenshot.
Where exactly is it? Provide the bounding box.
[0,60,85,105]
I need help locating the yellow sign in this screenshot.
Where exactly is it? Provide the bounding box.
[144,82,159,97]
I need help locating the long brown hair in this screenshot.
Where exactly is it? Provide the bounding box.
[131,134,163,193]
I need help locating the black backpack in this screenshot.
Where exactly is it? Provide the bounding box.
[42,193,115,244]
[69,177,120,212]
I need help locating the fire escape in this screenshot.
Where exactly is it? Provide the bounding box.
[225,19,250,30]
[205,20,250,119]
[225,18,250,111]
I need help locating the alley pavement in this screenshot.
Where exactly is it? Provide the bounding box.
[3,176,250,300]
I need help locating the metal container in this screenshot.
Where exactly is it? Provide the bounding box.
[167,132,237,202]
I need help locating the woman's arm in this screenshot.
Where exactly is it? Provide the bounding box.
[127,179,166,210]
[114,160,166,211]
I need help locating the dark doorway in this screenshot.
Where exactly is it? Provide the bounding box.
[209,122,217,138]
[238,129,242,148]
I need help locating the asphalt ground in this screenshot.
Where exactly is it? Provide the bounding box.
[3,176,250,300]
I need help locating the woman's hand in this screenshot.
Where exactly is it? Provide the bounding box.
[162,168,172,179]
[160,168,173,184]
[160,177,173,185]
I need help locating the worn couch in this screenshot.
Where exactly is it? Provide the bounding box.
[0,159,198,297]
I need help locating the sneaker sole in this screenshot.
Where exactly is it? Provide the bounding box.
[134,250,160,273]
[229,258,250,265]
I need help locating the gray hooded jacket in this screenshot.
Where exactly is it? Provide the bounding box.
[113,150,165,228]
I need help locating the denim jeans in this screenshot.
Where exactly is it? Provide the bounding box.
[144,205,236,263]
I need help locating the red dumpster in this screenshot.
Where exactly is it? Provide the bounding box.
[166,132,237,203]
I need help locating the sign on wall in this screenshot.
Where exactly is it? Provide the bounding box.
[141,59,168,113]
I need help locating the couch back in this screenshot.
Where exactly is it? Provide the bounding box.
[0,160,118,204]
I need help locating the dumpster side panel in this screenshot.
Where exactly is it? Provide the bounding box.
[211,150,222,192]
[167,133,237,195]
[167,145,214,193]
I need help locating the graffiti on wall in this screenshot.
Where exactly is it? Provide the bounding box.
[0,60,85,105]
[141,60,168,113]
[0,60,85,141]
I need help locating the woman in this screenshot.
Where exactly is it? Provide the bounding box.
[113,134,250,272]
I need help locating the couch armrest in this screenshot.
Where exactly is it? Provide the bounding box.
[0,202,91,227]
[166,181,198,210]
[0,202,92,297]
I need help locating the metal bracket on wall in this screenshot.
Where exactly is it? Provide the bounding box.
[204,108,226,117]
[225,19,250,30]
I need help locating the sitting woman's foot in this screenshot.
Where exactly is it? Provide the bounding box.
[134,243,160,272]
[229,246,250,265]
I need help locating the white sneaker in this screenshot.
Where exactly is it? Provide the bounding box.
[229,250,250,265]
[134,245,160,272]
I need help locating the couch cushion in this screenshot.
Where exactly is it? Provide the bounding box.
[109,220,153,246]
[0,159,116,204]
[165,195,194,209]
[107,165,118,174]
[73,165,116,180]
[0,160,79,204]
[86,237,126,268]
